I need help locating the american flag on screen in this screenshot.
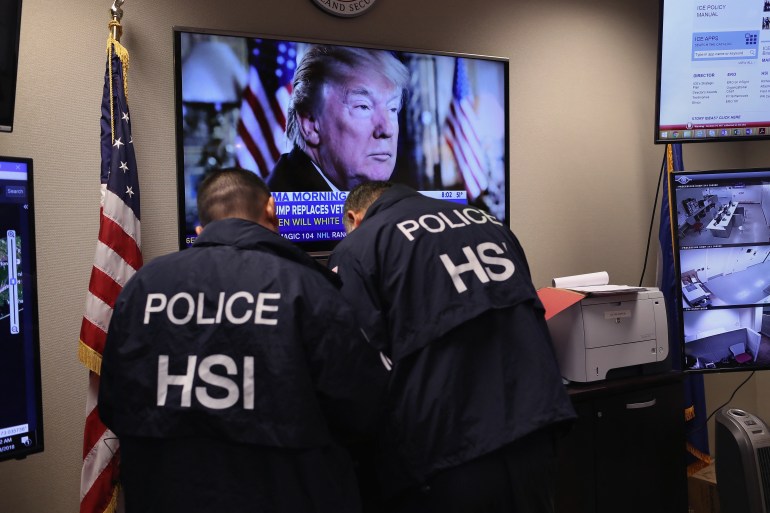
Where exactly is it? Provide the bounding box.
[235,39,297,177]
[78,38,142,513]
[444,58,489,200]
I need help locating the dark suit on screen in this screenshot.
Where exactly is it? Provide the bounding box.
[267,146,333,192]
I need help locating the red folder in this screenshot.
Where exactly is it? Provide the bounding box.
[537,287,586,321]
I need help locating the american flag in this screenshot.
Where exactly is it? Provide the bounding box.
[656,143,712,474]
[78,38,142,513]
[444,58,489,200]
[235,39,296,177]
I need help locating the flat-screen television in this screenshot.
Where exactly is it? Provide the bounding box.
[173,27,510,255]
[0,0,23,133]
[670,166,770,373]
[655,0,770,144]
[0,155,43,461]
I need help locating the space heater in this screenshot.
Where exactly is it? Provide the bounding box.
[715,407,770,513]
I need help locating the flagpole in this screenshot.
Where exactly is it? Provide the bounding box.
[110,0,124,42]
[106,0,130,148]
[80,4,141,512]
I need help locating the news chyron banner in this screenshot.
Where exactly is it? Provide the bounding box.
[273,190,467,243]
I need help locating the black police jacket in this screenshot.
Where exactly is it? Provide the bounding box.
[329,185,576,497]
[99,218,387,513]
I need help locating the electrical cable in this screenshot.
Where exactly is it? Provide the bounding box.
[687,370,756,437]
[703,370,756,426]
[638,147,669,287]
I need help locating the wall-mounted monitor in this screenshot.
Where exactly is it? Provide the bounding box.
[173,27,510,256]
[0,0,23,133]
[0,155,43,462]
[670,167,770,373]
[655,0,770,143]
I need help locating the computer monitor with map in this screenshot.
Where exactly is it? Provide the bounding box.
[0,155,43,462]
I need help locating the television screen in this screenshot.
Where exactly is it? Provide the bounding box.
[0,0,23,133]
[655,0,770,143]
[0,155,43,462]
[670,167,770,373]
[174,27,510,255]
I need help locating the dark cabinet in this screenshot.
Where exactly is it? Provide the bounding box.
[555,373,687,513]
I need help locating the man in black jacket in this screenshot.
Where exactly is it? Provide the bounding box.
[99,168,386,513]
[329,181,576,513]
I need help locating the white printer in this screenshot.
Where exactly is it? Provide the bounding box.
[546,288,669,383]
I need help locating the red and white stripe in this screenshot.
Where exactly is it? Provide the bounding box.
[445,96,489,199]
[80,373,120,513]
[79,184,142,513]
[235,67,291,177]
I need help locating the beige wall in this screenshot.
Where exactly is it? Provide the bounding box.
[0,0,768,510]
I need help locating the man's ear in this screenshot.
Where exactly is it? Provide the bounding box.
[262,196,279,233]
[345,209,366,233]
[195,225,204,236]
[298,111,321,147]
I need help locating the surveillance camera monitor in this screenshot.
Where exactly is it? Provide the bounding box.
[670,166,770,372]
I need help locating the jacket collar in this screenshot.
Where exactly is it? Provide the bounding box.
[193,218,341,287]
[363,184,421,222]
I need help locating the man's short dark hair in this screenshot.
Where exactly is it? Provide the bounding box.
[197,168,272,226]
[342,181,393,232]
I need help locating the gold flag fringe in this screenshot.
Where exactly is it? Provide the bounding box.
[666,143,678,265]
[684,401,712,475]
[79,339,103,375]
[686,441,713,475]
[104,482,120,513]
[78,25,130,377]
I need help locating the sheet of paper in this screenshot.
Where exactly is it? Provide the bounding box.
[552,271,646,295]
[564,284,648,295]
[552,271,609,289]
